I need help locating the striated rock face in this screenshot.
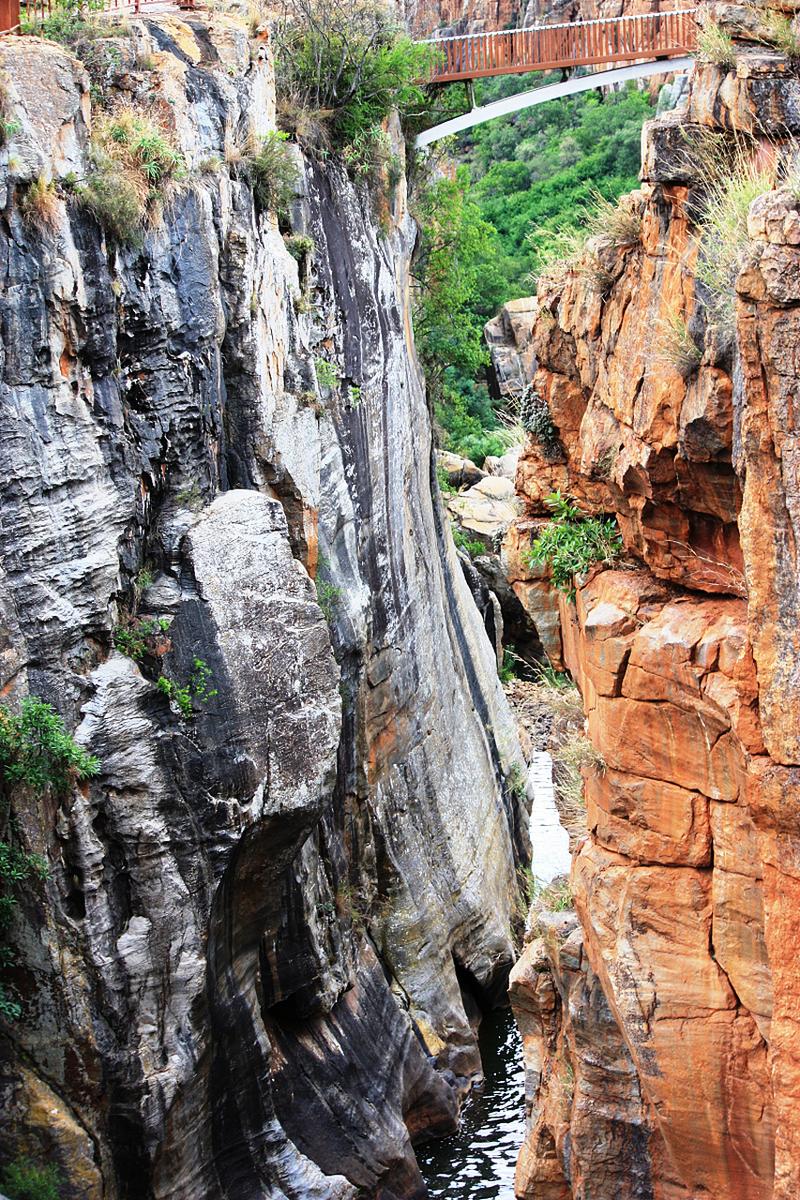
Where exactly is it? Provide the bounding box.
[506,21,800,1200]
[0,17,528,1199]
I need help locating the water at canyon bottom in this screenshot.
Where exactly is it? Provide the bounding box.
[417,1007,525,1198]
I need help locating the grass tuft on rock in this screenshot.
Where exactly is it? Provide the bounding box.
[79,106,185,246]
[655,309,703,376]
[696,21,737,69]
[19,176,61,233]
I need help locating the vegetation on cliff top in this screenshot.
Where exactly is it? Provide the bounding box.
[273,0,434,149]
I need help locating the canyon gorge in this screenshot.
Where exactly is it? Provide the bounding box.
[1,0,800,1198]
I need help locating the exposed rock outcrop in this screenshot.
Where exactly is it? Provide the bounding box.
[0,17,529,1199]
[506,14,800,1198]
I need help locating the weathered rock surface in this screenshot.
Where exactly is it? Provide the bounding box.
[507,30,800,1200]
[0,18,529,1199]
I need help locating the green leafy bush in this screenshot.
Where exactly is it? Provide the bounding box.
[315,357,340,391]
[0,698,98,1020]
[523,491,623,600]
[452,525,486,558]
[0,698,99,794]
[273,0,435,147]
[157,659,218,720]
[284,232,315,261]
[1,1156,62,1200]
[436,464,456,495]
[113,617,170,662]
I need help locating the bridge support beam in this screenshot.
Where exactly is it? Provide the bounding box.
[415,58,695,147]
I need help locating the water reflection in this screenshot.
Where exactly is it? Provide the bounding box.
[416,1007,525,1198]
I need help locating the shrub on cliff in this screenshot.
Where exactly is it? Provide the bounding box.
[79,106,185,246]
[523,491,623,601]
[1,1157,62,1200]
[273,0,434,147]
[0,698,99,1021]
[245,131,300,216]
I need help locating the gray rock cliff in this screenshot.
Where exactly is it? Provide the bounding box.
[0,14,529,1200]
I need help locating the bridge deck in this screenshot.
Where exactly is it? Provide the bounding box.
[420,8,696,83]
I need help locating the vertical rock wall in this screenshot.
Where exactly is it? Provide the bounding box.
[502,13,800,1199]
[0,17,528,1199]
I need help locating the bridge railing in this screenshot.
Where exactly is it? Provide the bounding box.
[420,8,697,82]
[1,0,193,34]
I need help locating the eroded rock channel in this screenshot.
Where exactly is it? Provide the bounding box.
[4,1,800,1199]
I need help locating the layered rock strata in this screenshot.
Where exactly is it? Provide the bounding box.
[505,13,800,1198]
[0,17,528,1199]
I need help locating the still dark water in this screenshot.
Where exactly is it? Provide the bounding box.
[416,1008,526,1198]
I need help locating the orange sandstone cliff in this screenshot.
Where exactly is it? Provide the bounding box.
[501,6,800,1197]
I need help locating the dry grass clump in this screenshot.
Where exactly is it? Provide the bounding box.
[696,21,737,69]
[552,730,605,815]
[528,191,640,292]
[752,7,800,57]
[655,309,703,376]
[588,191,642,251]
[20,176,61,233]
[79,105,184,245]
[695,151,775,332]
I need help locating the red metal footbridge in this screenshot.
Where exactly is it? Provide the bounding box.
[419,8,697,82]
[415,7,696,145]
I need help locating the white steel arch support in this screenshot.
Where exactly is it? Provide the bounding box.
[415,57,694,147]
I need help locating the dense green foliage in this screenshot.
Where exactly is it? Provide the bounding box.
[274,0,435,149]
[113,616,170,662]
[523,491,623,599]
[0,699,99,1020]
[413,78,655,463]
[0,698,99,794]
[1,1157,62,1200]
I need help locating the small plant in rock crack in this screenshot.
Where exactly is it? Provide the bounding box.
[157,658,218,720]
[1,1154,63,1200]
[436,464,456,495]
[284,232,315,261]
[113,616,171,662]
[506,761,528,802]
[315,564,342,624]
[523,491,623,601]
[534,876,573,913]
[499,645,520,683]
[452,525,486,559]
[315,357,340,392]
